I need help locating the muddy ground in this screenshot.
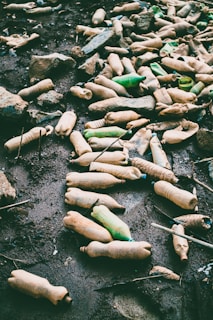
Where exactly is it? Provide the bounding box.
[0,0,213,319]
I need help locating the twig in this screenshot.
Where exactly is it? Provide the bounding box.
[194,0,213,7]
[84,198,99,216]
[15,127,24,160]
[0,253,29,264]
[194,157,213,164]
[0,199,30,211]
[95,274,163,291]
[192,175,213,193]
[38,129,42,160]
[92,128,132,162]
[151,222,213,250]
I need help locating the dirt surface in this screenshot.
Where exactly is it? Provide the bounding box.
[0,1,213,319]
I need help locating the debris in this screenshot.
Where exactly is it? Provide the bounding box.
[66,171,125,190]
[153,180,198,210]
[55,110,77,137]
[89,161,144,181]
[18,78,54,100]
[37,90,64,107]
[69,130,92,156]
[70,86,93,100]
[0,33,39,49]
[0,171,16,203]
[4,125,54,153]
[88,95,156,114]
[91,204,132,241]
[149,265,180,281]
[130,157,179,183]
[0,199,30,211]
[151,222,213,250]
[8,269,72,305]
[172,224,189,262]
[0,87,28,120]
[63,210,113,242]
[174,214,212,231]
[95,274,163,291]
[69,150,129,167]
[80,240,152,259]
[196,128,213,152]
[161,119,199,144]
[65,187,125,212]
[150,133,171,169]
[29,53,76,83]
[27,109,62,124]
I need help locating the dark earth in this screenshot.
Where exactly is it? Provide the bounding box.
[0,1,213,319]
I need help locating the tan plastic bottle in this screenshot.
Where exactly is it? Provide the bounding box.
[80,240,152,260]
[171,224,189,261]
[8,269,72,305]
[63,211,113,242]
[154,180,198,210]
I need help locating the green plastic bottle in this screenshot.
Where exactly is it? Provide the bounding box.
[150,62,168,76]
[112,73,146,88]
[150,5,164,18]
[178,76,195,92]
[91,205,133,241]
[83,126,130,139]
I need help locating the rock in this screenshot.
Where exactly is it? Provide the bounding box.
[196,128,213,152]
[29,53,76,83]
[0,171,16,203]
[37,90,64,108]
[0,86,28,120]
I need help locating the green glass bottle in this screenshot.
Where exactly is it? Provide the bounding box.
[112,73,146,88]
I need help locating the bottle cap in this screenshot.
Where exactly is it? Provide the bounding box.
[141,173,147,180]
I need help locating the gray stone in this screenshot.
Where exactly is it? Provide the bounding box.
[0,86,28,120]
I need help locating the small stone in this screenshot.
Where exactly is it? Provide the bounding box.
[37,90,64,107]
[29,53,76,83]
[0,86,28,120]
[196,129,213,152]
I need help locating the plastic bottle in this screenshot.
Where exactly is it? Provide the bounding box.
[112,73,146,88]
[80,240,152,259]
[63,211,113,242]
[150,133,171,169]
[154,180,198,210]
[130,157,178,183]
[8,269,72,305]
[171,224,189,261]
[91,205,132,241]
[65,171,125,190]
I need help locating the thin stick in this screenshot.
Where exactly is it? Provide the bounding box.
[38,129,42,160]
[151,222,213,250]
[192,187,198,213]
[192,175,213,193]
[194,157,213,164]
[0,199,30,211]
[153,205,207,241]
[95,274,163,291]
[0,253,29,264]
[83,198,99,216]
[15,126,24,160]
[92,128,132,162]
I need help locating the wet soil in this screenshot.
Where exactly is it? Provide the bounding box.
[0,1,213,320]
